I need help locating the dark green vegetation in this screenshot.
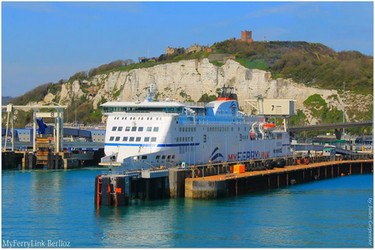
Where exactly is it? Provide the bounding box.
[302,94,344,124]
[65,96,102,124]
[289,93,371,136]
[198,93,217,102]
[289,109,307,127]
[213,40,372,94]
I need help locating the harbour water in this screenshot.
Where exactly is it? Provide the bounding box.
[2,168,373,248]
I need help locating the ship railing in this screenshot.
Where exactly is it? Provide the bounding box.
[237,111,249,117]
[184,102,205,107]
[184,107,196,115]
[99,153,122,166]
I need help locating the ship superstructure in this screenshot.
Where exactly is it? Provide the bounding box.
[100,86,292,170]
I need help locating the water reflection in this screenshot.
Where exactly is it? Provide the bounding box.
[95,200,174,247]
[2,170,372,248]
[31,171,65,215]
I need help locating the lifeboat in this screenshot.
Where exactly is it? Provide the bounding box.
[262,123,276,130]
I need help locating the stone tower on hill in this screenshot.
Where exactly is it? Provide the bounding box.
[241,30,253,44]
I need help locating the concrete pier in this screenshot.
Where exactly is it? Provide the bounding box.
[2,148,104,170]
[95,169,171,207]
[94,156,373,207]
[185,159,373,199]
[2,151,24,170]
[169,168,192,198]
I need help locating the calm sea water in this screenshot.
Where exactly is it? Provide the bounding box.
[2,168,373,248]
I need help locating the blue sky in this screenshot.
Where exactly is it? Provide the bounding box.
[2,1,373,97]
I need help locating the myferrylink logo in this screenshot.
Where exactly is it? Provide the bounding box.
[228,150,270,160]
[2,239,71,248]
[209,147,224,161]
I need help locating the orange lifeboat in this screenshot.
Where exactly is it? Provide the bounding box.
[262,123,276,130]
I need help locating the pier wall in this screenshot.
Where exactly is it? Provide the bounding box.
[185,160,373,199]
[2,151,24,169]
[94,158,372,207]
[2,148,104,170]
[169,168,192,198]
[95,173,170,207]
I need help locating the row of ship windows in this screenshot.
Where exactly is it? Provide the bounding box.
[178,127,245,133]
[207,127,247,132]
[134,155,176,160]
[109,135,193,143]
[179,127,197,132]
[207,127,231,132]
[113,117,163,121]
[111,125,248,134]
[109,136,157,142]
[176,137,194,142]
[112,126,159,132]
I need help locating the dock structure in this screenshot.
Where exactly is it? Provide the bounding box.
[1,104,105,169]
[94,155,373,207]
[2,148,104,170]
[185,159,373,199]
[95,169,170,206]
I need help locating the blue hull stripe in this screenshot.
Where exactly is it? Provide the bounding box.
[105,142,200,147]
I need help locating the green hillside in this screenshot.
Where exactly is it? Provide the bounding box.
[212,40,373,94]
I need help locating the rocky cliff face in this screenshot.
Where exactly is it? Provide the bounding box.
[42,58,372,124]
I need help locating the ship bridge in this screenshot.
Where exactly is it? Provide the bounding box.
[101,101,185,114]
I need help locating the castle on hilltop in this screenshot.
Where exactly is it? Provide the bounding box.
[240,30,253,44]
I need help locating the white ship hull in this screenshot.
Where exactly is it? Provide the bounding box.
[101,87,292,170]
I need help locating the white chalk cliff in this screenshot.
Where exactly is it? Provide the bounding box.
[44,59,371,124]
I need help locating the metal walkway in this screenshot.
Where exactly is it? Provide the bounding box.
[291,143,362,156]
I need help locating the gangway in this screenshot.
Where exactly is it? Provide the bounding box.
[2,104,66,153]
[291,143,367,156]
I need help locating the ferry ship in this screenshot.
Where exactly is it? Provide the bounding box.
[100,86,292,170]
